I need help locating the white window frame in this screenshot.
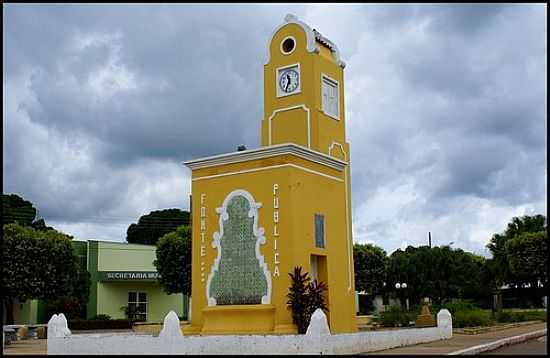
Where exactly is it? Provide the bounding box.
[276,63,301,98]
[128,291,148,321]
[321,73,340,120]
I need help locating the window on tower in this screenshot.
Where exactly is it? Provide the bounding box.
[314,214,325,248]
[322,75,339,120]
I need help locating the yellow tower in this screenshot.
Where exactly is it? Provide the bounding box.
[261,14,349,160]
[183,14,356,335]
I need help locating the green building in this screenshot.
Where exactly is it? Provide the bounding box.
[14,240,186,324]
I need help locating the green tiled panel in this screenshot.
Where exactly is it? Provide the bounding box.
[209,195,267,305]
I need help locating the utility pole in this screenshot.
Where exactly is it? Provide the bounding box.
[428,232,432,248]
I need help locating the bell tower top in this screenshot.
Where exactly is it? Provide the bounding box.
[261,14,348,159]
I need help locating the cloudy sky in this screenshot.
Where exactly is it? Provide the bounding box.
[4,4,547,257]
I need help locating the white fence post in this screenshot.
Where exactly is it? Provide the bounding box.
[437,309,453,339]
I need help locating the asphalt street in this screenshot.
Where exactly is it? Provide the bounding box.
[482,335,547,355]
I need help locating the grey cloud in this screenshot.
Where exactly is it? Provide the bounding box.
[4,4,546,255]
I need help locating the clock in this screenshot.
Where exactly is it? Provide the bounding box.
[278,68,300,94]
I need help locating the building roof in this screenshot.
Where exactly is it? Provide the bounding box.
[183,143,347,171]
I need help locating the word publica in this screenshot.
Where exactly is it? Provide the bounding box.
[273,183,280,277]
[200,193,207,283]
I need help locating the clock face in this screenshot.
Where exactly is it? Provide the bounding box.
[279,69,299,93]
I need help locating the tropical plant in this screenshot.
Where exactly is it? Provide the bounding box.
[286,266,328,334]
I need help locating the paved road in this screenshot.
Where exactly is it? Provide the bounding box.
[3,339,46,355]
[365,322,547,355]
[482,335,547,355]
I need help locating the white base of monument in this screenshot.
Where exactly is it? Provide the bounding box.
[47,309,453,355]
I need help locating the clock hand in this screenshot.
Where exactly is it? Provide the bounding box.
[285,74,291,91]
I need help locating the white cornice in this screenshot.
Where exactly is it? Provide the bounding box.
[313,29,346,69]
[265,14,346,68]
[183,143,347,172]
[265,14,319,66]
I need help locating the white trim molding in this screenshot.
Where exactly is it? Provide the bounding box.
[313,29,346,68]
[191,163,344,183]
[265,14,345,68]
[206,189,272,306]
[328,141,347,161]
[183,143,347,172]
[268,104,310,147]
[265,14,319,65]
[327,141,353,291]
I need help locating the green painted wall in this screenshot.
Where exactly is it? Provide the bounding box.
[97,242,158,271]
[15,240,186,323]
[97,281,184,322]
[72,240,88,270]
[87,241,99,319]
[14,299,38,325]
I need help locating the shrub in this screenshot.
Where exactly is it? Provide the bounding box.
[438,299,478,315]
[495,311,512,323]
[69,319,133,330]
[453,309,492,328]
[521,310,547,322]
[90,314,112,321]
[286,266,328,334]
[497,310,547,323]
[379,305,416,327]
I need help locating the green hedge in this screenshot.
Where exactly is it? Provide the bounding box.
[496,310,547,323]
[380,305,418,327]
[436,299,479,315]
[69,319,134,330]
[89,314,112,321]
[453,309,492,328]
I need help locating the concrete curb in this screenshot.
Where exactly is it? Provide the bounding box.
[447,328,547,355]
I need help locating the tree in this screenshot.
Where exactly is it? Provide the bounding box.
[487,215,547,286]
[353,243,387,295]
[2,223,79,324]
[386,245,488,306]
[2,193,58,233]
[44,271,91,321]
[126,209,190,245]
[505,231,547,288]
[153,225,192,295]
[3,193,37,226]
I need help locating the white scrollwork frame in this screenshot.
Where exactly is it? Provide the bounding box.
[206,189,272,306]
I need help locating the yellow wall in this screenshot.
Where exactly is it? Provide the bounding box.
[185,18,356,335]
[187,153,356,334]
[262,22,348,157]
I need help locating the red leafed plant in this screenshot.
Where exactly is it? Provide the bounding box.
[286,266,329,334]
